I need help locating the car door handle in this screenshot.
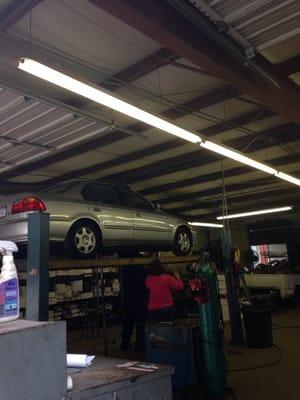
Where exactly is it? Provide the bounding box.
[93,207,102,212]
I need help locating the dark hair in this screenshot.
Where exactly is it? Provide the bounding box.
[149,258,165,276]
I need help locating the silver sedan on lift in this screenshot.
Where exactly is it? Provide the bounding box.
[0,180,194,258]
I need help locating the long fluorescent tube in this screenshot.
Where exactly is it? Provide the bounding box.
[200,140,277,175]
[189,222,224,228]
[217,206,293,220]
[275,172,300,186]
[18,58,201,144]
[17,58,300,188]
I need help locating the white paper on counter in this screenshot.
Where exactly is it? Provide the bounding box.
[67,353,95,368]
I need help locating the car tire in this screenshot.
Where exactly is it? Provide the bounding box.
[65,220,101,259]
[173,226,192,256]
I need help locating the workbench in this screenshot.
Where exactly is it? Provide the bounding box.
[67,357,174,400]
[0,320,66,400]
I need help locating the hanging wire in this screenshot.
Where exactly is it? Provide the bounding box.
[221,102,229,229]
[59,0,163,61]
[157,67,163,114]
[57,0,279,146]
[28,1,32,57]
[5,0,292,191]
[7,0,286,162]
[5,3,275,148]
[221,159,229,229]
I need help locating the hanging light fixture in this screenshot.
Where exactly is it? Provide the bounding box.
[217,206,293,220]
[200,140,277,175]
[188,221,224,228]
[17,58,201,144]
[17,58,300,187]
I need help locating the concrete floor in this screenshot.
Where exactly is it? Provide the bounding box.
[68,304,300,399]
[227,305,300,400]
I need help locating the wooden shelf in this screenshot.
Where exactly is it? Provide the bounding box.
[16,255,200,271]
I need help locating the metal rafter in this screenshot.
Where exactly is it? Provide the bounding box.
[156,173,296,206]
[171,188,300,218]
[141,153,300,196]
[76,48,179,108]
[275,55,300,77]
[28,105,270,186]
[0,83,238,182]
[89,0,300,124]
[101,48,178,90]
[101,124,299,183]
[0,0,43,31]
[164,179,300,214]
[170,187,300,214]
[180,201,300,221]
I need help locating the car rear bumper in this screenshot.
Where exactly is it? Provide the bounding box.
[0,216,69,243]
[0,219,28,242]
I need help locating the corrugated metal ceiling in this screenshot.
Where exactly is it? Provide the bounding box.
[0,0,298,218]
[0,87,110,174]
[196,0,300,51]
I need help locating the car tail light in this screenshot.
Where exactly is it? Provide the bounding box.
[11,197,46,214]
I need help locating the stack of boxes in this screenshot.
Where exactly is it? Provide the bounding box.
[18,267,121,321]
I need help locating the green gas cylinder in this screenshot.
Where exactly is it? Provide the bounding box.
[189,261,227,397]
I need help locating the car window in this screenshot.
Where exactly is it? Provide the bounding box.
[82,183,121,205]
[117,189,152,211]
[40,181,81,194]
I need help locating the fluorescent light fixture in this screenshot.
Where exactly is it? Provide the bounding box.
[18,58,201,144]
[200,140,300,187]
[275,171,300,187]
[17,59,300,188]
[200,140,277,175]
[189,221,224,228]
[217,206,293,220]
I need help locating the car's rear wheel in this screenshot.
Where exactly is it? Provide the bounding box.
[173,226,192,256]
[65,220,101,258]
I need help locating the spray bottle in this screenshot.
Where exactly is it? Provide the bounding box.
[0,241,19,322]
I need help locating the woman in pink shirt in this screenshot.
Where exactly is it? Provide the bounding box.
[145,258,184,322]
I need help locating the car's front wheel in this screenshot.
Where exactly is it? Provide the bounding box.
[173,226,192,256]
[65,221,101,258]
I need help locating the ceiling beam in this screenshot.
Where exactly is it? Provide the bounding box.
[101,48,178,90]
[157,177,282,206]
[36,106,271,186]
[1,156,298,204]
[167,187,300,214]
[0,0,43,31]
[76,48,178,107]
[275,55,300,77]
[89,0,300,124]
[102,124,299,183]
[0,83,238,182]
[141,153,300,196]
[201,109,275,137]
[180,199,300,221]
[162,85,240,119]
[0,127,125,181]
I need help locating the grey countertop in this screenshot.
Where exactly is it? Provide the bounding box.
[69,356,173,397]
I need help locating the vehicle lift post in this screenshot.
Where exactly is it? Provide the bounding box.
[26,212,49,321]
[221,228,243,345]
